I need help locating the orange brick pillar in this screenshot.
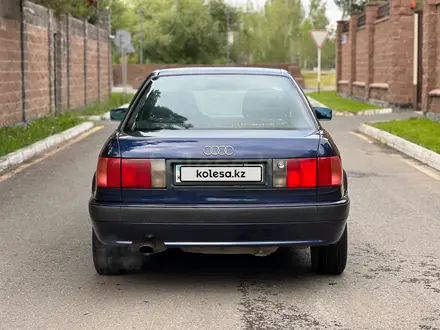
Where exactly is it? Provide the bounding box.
[348,14,360,96]
[336,21,345,93]
[365,3,380,99]
[422,0,438,113]
[388,0,415,108]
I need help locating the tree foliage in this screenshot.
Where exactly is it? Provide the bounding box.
[33,0,128,27]
[333,0,370,18]
[238,0,334,69]
[33,0,336,68]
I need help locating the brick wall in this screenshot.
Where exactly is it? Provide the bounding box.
[87,25,99,103]
[0,17,22,125]
[26,21,50,120]
[423,0,440,119]
[0,1,112,126]
[113,63,305,90]
[336,0,440,117]
[336,2,415,110]
[341,40,350,81]
[355,28,367,83]
[70,18,85,108]
[372,18,391,85]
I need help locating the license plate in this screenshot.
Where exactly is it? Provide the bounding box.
[175,165,263,183]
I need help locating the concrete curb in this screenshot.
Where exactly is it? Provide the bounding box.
[80,112,110,121]
[112,86,138,94]
[307,96,392,116]
[334,108,393,116]
[0,121,94,173]
[359,123,440,172]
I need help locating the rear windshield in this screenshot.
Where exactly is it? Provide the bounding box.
[123,74,316,132]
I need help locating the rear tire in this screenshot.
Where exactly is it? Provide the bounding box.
[92,230,144,275]
[310,225,347,275]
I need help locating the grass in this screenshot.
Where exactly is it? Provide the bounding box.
[0,92,135,158]
[0,113,85,157]
[307,91,381,112]
[303,71,336,88]
[74,92,135,116]
[369,117,440,154]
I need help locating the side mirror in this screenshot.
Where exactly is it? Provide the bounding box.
[110,104,129,121]
[314,107,333,120]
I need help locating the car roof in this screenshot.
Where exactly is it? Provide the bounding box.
[153,67,290,77]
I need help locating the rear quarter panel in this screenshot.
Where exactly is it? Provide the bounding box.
[317,129,346,202]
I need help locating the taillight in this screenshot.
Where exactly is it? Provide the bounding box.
[286,158,317,188]
[273,156,342,188]
[96,157,121,188]
[96,157,166,188]
[121,159,152,188]
[317,156,342,186]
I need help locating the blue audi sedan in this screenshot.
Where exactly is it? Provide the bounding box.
[89,67,350,276]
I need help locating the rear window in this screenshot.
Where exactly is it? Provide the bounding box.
[123,74,316,132]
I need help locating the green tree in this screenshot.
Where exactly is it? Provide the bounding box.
[334,0,369,18]
[238,0,305,64]
[321,29,336,69]
[33,0,128,28]
[297,0,331,69]
[129,0,228,64]
[309,0,328,29]
[299,18,315,69]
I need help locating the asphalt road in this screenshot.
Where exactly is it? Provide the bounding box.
[1,114,440,330]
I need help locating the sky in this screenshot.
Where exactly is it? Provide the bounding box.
[225,0,342,28]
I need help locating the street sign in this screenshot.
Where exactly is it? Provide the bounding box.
[310,30,328,49]
[310,30,329,94]
[113,29,131,49]
[124,44,136,54]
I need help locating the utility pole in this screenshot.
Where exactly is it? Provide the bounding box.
[226,10,230,64]
[236,20,242,64]
[137,9,144,65]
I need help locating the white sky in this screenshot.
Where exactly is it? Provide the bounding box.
[225,0,342,28]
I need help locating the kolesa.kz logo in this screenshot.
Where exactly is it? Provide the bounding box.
[196,169,245,178]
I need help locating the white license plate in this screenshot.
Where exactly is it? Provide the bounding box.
[175,165,263,183]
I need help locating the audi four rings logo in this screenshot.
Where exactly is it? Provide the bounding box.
[203,146,234,156]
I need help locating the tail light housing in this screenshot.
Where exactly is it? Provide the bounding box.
[96,157,166,188]
[273,156,342,188]
[96,157,121,188]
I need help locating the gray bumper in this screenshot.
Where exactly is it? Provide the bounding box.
[89,198,350,247]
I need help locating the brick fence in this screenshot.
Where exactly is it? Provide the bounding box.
[112,63,305,90]
[423,0,440,120]
[336,0,440,118]
[0,0,112,126]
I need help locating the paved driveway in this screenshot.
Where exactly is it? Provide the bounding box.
[1,114,439,330]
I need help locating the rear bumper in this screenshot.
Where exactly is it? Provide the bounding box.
[89,197,350,247]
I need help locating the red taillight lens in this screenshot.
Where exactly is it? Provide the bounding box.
[96,157,121,188]
[318,156,342,186]
[286,158,317,188]
[96,158,166,189]
[121,159,152,188]
[273,156,342,188]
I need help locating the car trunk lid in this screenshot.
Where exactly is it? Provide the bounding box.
[116,129,323,204]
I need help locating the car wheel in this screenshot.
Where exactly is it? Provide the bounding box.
[310,225,347,275]
[92,229,144,275]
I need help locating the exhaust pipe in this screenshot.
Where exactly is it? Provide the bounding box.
[138,239,166,255]
[139,245,156,255]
